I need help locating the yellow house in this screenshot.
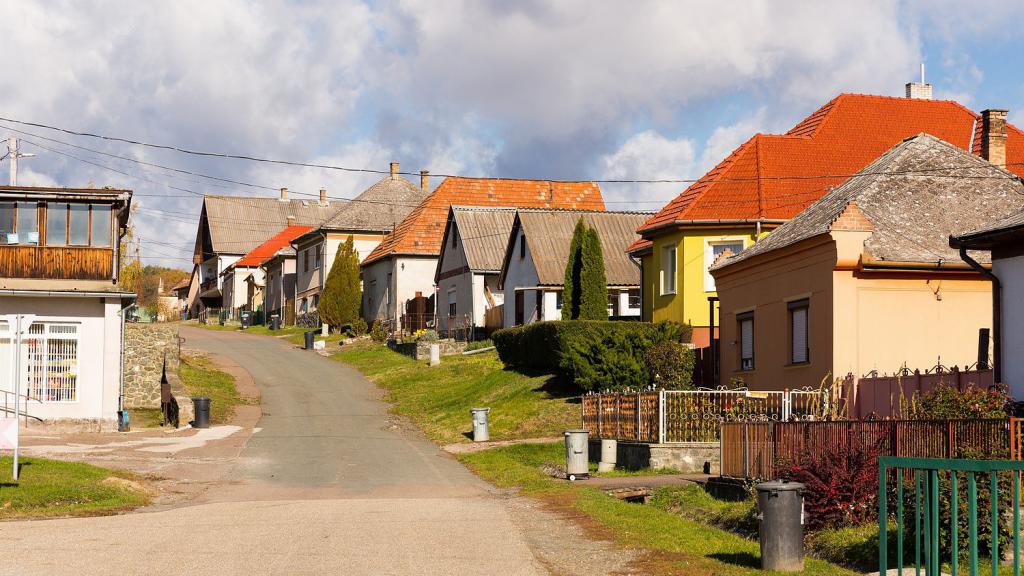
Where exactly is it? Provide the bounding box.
[709,134,1023,399]
[631,91,1024,348]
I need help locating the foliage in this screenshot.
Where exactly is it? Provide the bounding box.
[179,353,254,425]
[417,329,439,342]
[370,320,389,343]
[904,382,1011,420]
[562,217,608,320]
[777,430,885,530]
[465,339,494,352]
[348,317,368,337]
[644,341,695,390]
[318,236,362,328]
[492,320,691,391]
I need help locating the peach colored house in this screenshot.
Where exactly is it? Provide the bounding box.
[710,133,1024,399]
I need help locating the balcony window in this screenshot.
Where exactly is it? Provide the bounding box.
[47,202,68,245]
[69,204,89,245]
[0,202,40,245]
[91,205,111,247]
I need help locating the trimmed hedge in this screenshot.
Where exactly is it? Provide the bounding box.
[492,320,691,392]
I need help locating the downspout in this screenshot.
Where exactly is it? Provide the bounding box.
[958,246,1001,383]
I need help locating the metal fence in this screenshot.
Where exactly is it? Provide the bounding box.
[851,365,994,419]
[581,387,830,444]
[720,419,1014,479]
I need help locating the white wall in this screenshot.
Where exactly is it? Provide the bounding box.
[996,254,1024,399]
[396,256,439,323]
[362,258,395,323]
[0,295,122,423]
[502,230,542,327]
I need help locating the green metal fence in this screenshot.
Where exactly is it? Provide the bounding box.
[879,456,1024,575]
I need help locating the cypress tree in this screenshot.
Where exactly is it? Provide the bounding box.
[579,224,608,320]
[562,217,587,319]
[319,235,362,329]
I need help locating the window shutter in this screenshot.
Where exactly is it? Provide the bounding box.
[791,306,808,363]
[740,317,754,369]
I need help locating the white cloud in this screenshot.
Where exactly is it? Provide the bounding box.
[599,130,695,206]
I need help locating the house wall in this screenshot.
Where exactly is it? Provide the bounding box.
[995,254,1024,398]
[361,258,394,323]
[0,295,122,424]
[293,239,323,301]
[396,256,438,323]
[297,233,384,313]
[264,258,295,315]
[502,231,542,327]
[436,230,473,333]
[361,256,437,325]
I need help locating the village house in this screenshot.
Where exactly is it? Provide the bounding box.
[220,224,311,322]
[630,83,1024,350]
[260,248,297,325]
[0,186,133,425]
[710,132,1024,399]
[361,177,605,330]
[191,189,335,314]
[434,206,516,338]
[171,276,193,320]
[498,209,650,327]
[290,164,427,325]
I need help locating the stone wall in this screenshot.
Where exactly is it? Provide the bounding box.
[587,439,719,474]
[387,339,467,361]
[123,323,181,409]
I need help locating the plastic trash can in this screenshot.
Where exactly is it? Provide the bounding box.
[564,430,589,481]
[471,408,490,442]
[192,397,211,429]
[756,480,805,572]
[304,330,316,350]
[598,438,617,472]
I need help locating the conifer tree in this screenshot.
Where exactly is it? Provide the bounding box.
[319,235,362,329]
[562,217,587,319]
[579,224,608,320]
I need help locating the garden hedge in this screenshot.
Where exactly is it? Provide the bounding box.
[492,320,691,391]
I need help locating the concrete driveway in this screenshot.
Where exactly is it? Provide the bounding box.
[1,328,634,576]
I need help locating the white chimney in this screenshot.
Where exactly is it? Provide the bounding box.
[905,63,933,100]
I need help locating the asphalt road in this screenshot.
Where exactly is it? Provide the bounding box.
[0,328,547,575]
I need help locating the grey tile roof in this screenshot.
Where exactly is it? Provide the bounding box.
[957,207,1024,240]
[715,133,1024,269]
[450,207,518,272]
[202,195,337,255]
[320,174,428,232]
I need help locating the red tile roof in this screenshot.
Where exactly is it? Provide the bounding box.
[632,94,1024,250]
[231,225,312,268]
[362,177,605,265]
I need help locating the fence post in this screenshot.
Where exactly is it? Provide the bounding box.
[658,389,666,444]
[782,389,791,421]
[947,420,954,459]
[636,393,641,441]
[743,423,750,478]
[597,395,602,439]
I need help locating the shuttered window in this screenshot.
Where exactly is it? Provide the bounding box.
[661,245,677,294]
[0,322,79,403]
[738,311,754,371]
[789,299,809,364]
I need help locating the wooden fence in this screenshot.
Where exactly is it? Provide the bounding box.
[720,419,1014,479]
[581,392,660,442]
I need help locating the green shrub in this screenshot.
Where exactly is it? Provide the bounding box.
[417,329,439,342]
[905,382,1010,419]
[644,341,695,389]
[465,339,494,352]
[370,320,389,343]
[492,320,690,391]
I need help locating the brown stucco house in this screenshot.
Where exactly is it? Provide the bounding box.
[710,132,1024,399]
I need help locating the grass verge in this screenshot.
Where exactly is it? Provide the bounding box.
[333,343,577,445]
[179,353,253,424]
[127,407,164,429]
[457,443,856,575]
[0,456,148,519]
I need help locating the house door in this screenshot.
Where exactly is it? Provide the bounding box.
[514,291,524,325]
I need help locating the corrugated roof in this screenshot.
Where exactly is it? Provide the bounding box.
[201,195,337,255]
[362,177,605,265]
[449,207,518,272]
[715,134,1024,269]
[637,94,1024,244]
[320,174,429,232]
[230,225,312,269]
[502,210,652,287]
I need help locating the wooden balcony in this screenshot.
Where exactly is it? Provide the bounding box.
[0,245,114,281]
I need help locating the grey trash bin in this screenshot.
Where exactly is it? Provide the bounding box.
[564,430,589,481]
[192,397,211,429]
[304,330,316,350]
[471,408,490,442]
[756,480,805,572]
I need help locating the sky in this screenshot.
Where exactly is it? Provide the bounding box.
[2,0,1023,269]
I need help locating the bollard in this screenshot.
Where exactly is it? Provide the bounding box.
[564,430,589,481]
[429,343,440,366]
[756,480,805,572]
[471,408,490,442]
[321,323,329,337]
[597,438,617,472]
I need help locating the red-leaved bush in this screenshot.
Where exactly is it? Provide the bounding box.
[776,431,885,530]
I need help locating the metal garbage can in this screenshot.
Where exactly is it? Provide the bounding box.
[564,429,589,481]
[756,480,805,572]
[192,397,211,429]
[471,407,490,442]
[240,311,251,329]
[597,438,617,472]
[304,330,316,350]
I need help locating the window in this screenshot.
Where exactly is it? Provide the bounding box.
[0,322,80,402]
[555,291,563,310]
[519,234,526,259]
[312,294,319,310]
[0,202,13,242]
[385,273,393,305]
[607,291,617,315]
[627,288,640,309]
[448,290,456,318]
[789,299,810,364]
[0,202,38,245]
[514,290,524,325]
[314,245,321,269]
[47,202,68,245]
[737,311,754,371]
[705,240,745,291]
[68,204,89,245]
[300,298,308,313]
[660,245,677,295]
[535,290,543,321]
[90,205,111,246]
[18,202,38,244]
[303,249,309,272]
[451,229,458,249]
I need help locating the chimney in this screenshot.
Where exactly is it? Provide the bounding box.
[390,162,399,178]
[319,188,328,206]
[905,63,932,100]
[287,214,296,226]
[279,187,288,201]
[420,170,429,192]
[981,109,1008,168]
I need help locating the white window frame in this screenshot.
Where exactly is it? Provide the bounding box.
[0,321,81,403]
[705,238,746,292]
[660,245,677,295]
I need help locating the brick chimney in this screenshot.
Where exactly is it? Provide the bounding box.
[287,214,296,226]
[420,170,429,192]
[279,187,288,201]
[981,109,1008,168]
[390,162,399,178]
[906,63,932,100]
[319,188,328,206]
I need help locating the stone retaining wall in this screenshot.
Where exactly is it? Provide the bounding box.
[387,339,467,360]
[588,439,719,474]
[123,323,180,409]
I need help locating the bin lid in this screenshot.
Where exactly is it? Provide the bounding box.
[755,479,804,492]
[564,429,589,435]
[470,407,490,413]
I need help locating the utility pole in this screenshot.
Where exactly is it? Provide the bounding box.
[6,137,35,186]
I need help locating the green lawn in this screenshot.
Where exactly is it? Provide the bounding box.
[179,353,254,425]
[332,343,578,444]
[0,456,149,519]
[458,443,857,576]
